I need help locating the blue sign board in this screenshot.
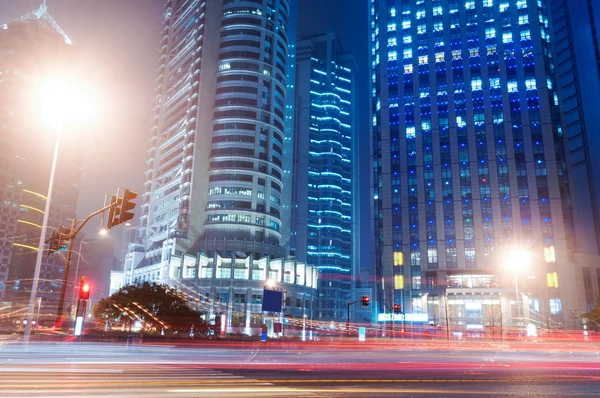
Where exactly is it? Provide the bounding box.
[261,289,283,312]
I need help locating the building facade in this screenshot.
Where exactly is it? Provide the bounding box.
[124,0,316,334]
[370,0,584,331]
[291,32,357,320]
[0,5,82,303]
[550,0,600,310]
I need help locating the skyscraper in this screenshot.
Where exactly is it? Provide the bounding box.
[126,0,317,335]
[139,0,293,262]
[0,4,82,302]
[291,31,357,320]
[370,0,583,330]
[550,0,600,308]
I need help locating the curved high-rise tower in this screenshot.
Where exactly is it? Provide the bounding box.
[205,0,290,249]
[139,0,292,260]
[125,0,317,335]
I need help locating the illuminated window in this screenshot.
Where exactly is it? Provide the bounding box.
[402,19,411,29]
[485,27,496,38]
[525,78,536,90]
[469,48,479,57]
[434,22,443,31]
[403,35,412,43]
[520,30,531,41]
[394,274,404,289]
[416,10,425,20]
[483,0,493,6]
[394,251,404,266]
[487,45,497,55]
[490,77,500,89]
[389,7,396,17]
[471,78,482,91]
[508,81,518,92]
[452,49,462,60]
[404,64,413,74]
[388,37,397,47]
[403,48,413,58]
[549,298,562,314]
[503,32,513,43]
[517,0,527,9]
[544,246,556,262]
[433,6,443,16]
[388,22,397,32]
[435,52,445,62]
[499,2,509,12]
[465,1,475,9]
[546,272,559,288]
[418,55,428,64]
[518,14,529,25]
[388,51,398,61]
[406,126,416,138]
[418,24,426,34]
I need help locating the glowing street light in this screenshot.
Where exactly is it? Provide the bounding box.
[503,247,531,336]
[265,279,275,289]
[24,76,96,342]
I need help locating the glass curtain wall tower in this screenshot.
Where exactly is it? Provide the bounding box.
[292,32,356,320]
[370,0,583,328]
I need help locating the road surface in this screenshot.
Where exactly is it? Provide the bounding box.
[1,340,600,396]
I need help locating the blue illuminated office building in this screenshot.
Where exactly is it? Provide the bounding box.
[370,0,585,330]
[291,32,357,320]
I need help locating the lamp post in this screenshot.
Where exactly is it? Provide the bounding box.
[504,248,531,338]
[23,122,61,342]
[23,77,94,342]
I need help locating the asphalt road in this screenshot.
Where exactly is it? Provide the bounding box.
[1,340,600,397]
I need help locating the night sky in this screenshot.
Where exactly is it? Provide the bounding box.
[0,0,370,268]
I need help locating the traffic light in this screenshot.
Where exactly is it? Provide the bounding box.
[106,195,121,229]
[79,281,91,300]
[393,303,401,314]
[106,189,137,229]
[119,189,138,225]
[361,295,370,307]
[49,226,71,254]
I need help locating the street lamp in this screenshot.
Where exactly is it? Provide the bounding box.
[504,248,531,337]
[23,76,95,342]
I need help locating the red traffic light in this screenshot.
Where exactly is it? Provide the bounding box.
[80,283,91,300]
[361,295,370,307]
[393,303,401,314]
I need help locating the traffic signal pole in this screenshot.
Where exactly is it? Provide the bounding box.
[347,300,357,335]
[54,200,120,329]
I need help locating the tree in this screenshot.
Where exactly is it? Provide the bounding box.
[93,282,208,334]
[581,296,600,332]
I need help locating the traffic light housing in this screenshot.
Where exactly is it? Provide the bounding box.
[119,189,138,225]
[361,295,370,307]
[49,226,71,254]
[106,189,137,229]
[79,281,91,300]
[393,303,401,314]
[106,195,121,229]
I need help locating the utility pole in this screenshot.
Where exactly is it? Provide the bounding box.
[54,189,137,329]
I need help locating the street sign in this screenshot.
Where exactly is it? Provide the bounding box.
[262,288,283,312]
